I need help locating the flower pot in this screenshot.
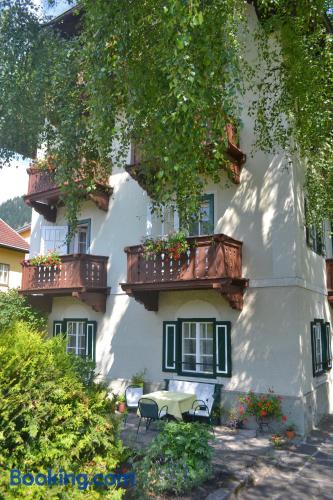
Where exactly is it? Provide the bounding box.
[285,430,295,440]
[118,402,126,413]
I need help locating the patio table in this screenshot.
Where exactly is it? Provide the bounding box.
[139,390,196,421]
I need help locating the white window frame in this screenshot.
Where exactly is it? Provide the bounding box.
[66,320,87,357]
[182,321,214,375]
[0,263,9,285]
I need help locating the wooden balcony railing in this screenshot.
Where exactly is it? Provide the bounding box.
[24,168,112,222]
[126,124,246,191]
[20,254,109,312]
[121,234,248,311]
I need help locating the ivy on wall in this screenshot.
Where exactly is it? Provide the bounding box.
[0,0,331,230]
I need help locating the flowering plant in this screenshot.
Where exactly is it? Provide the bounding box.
[239,390,287,422]
[271,434,283,448]
[31,156,57,173]
[28,251,62,268]
[142,231,190,260]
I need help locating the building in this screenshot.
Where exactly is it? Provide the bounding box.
[17,224,31,244]
[20,4,333,435]
[0,219,29,291]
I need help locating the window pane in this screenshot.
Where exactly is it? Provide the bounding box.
[0,263,9,284]
[183,338,196,355]
[183,355,196,372]
[200,355,214,373]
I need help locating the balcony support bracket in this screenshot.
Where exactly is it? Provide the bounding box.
[125,289,159,312]
[72,290,108,313]
[26,200,57,223]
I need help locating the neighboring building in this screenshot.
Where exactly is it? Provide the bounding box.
[0,219,29,291]
[17,223,31,244]
[20,4,333,434]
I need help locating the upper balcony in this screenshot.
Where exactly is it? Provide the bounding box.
[20,253,109,312]
[121,234,249,311]
[126,124,246,192]
[24,167,112,222]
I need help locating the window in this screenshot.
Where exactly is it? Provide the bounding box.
[189,194,214,236]
[40,226,68,255]
[163,318,231,378]
[311,320,332,376]
[53,319,97,361]
[0,263,9,285]
[305,199,325,255]
[68,219,91,254]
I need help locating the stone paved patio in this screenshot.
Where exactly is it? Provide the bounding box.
[120,413,333,499]
[235,415,333,500]
[120,412,272,499]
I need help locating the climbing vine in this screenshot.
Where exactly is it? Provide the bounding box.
[0,0,332,230]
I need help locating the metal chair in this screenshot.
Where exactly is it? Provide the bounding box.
[188,395,215,430]
[124,385,143,425]
[137,398,168,434]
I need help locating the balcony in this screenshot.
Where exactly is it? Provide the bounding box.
[121,234,249,311]
[126,124,246,192]
[20,254,109,312]
[23,168,112,222]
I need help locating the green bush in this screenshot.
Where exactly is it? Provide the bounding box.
[134,421,214,496]
[0,322,124,498]
[0,289,47,332]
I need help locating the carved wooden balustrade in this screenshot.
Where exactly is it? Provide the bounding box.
[21,254,109,312]
[121,234,249,311]
[126,124,246,192]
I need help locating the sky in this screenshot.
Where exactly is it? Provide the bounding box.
[0,1,73,204]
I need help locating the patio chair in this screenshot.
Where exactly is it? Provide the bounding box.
[124,385,143,425]
[137,398,168,434]
[188,395,215,427]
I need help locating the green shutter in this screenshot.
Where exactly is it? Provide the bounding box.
[322,322,332,370]
[310,321,317,376]
[86,321,97,362]
[53,321,64,336]
[216,321,231,377]
[162,321,178,372]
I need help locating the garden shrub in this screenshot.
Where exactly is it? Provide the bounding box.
[0,289,47,332]
[134,421,214,496]
[0,322,124,498]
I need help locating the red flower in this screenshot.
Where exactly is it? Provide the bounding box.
[282,415,287,422]
[261,410,267,417]
[258,402,263,407]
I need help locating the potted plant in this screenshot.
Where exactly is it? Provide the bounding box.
[142,231,190,260]
[117,394,126,413]
[227,407,245,429]
[131,369,146,388]
[211,406,221,426]
[28,251,62,268]
[285,422,296,440]
[239,389,287,433]
[271,434,283,448]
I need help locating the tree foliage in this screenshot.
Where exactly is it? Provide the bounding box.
[0,321,124,498]
[0,289,47,332]
[0,0,332,227]
[0,196,31,229]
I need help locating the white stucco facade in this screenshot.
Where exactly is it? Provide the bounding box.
[27,4,333,435]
